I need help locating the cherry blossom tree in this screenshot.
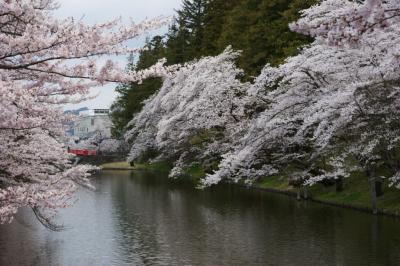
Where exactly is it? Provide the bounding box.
[290,0,400,47]
[290,0,400,211]
[125,47,251,178]
[72,133,126,154]
[0,0,170,227]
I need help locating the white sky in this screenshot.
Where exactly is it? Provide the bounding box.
[56,0,182,110]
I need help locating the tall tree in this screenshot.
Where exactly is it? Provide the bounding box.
[218,0,318,78]
[176,0,208,58]
[200,0,240,55]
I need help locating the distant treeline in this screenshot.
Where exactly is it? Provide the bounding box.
[110,0,317,137]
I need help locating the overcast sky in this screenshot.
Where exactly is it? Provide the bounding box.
[57,0,182,110]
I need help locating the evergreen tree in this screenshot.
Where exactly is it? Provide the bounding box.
[218,0,317,78]
[200,0,240,55]
[164,18,192,64]
[175,0,208,59]
[110,36,165,137]
[177,0,207,32]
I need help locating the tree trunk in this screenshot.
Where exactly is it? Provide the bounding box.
[367,169,378,215]
[335,177,344,192]
[297,188,301,201]
[303,186,308,200]
[375,178,383,197]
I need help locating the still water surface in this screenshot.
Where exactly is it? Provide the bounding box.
[1,170,400,266]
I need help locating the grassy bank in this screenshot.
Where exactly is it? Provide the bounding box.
[101,161,171,172]
[256,173,400,215]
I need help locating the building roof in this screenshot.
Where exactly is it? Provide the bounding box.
[79,109,109,117]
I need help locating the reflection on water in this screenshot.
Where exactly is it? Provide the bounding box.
[1,170,400,266]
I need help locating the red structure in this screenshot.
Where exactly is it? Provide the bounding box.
[68,149,97,156]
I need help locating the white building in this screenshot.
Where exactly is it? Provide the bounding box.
[73,109,112,139]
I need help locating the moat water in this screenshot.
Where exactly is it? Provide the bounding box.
[1,170,400,265]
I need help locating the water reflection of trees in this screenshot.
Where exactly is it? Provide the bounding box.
[110,171,400,265]
[0,210,61,266]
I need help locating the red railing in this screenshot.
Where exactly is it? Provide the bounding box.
[68,149,97,156]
